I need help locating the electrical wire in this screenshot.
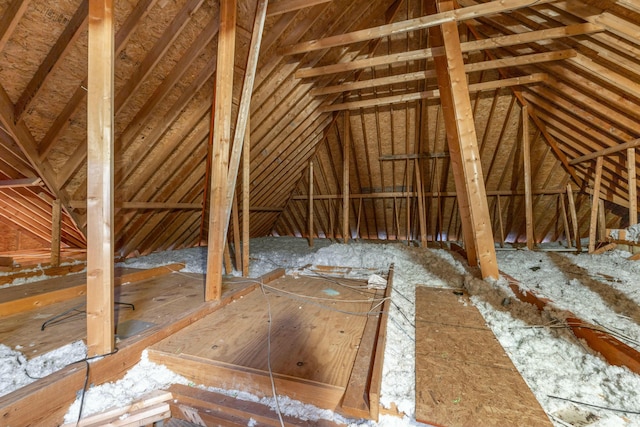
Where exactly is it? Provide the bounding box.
[548,395,640,415]
[259,281,285,427]
[75,348,119,427]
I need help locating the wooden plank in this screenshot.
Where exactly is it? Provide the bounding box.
[51,200,61,267]
[309,160,314,247]
[415,287,552,427]
[320,74,547,112]
[589,156,604,253]
[281,0,557,55]
[433,0,498,278]
[628,148,638,226]
[296,24,602,79]
[598,199,607,242]
[343,110,350,243]
[567,184,581,251]
[242,124,250,278]
[232,194,242,271]
[380,152,449,161]
[496,195,505,248]
[559,194,572,248]
[570,138,640,165]
[206,0,237,301]
[0,264,184,317]
[415,159,427,247]
[0,178,43,188]
[0,256,13,267]
[169,385,341,427]
[522,105,534,250]
[86,0,115,357]
[266,0,332,16]
[0,269,284,427]
[311,50,574,97]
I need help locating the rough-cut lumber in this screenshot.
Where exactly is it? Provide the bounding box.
[308,160,314,247]
[567,183,581,251]
[281,0,557,55]
[51,199,61,267]
[242,124,250,278]
[86,0,115,357]
[415,287,552,427]
[266,0,332,16]
[0,178,43,188]
[343,110,350,243]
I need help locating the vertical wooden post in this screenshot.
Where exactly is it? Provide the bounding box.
[51,199,61,267]
[496,195,505,248]
[559,194,572,248]
[628,147,637,226]
[343,110,350,243]
[566,183,581,251]
[598,199,606,242]
[242,123,250,278]
[522,105,534,250]
[206,0,236,301]
[231,194,241,271]
[355,197,363,239]
[86,0,115,356]
[432,0,498,279]
[329,199,335,240]
[414,159,427,247]
[308,160,314,247]
[588,156,603,253]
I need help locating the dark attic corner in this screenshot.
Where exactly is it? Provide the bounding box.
[1,0,640,426]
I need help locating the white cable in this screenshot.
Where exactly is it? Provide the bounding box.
[260,281,285,427]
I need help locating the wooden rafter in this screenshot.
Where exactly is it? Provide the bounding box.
[0,0,30,52]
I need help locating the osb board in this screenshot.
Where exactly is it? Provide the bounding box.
[415,287,552,427]
[0,271,224,358]
[149,274,380,403]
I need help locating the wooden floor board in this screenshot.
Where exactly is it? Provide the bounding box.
[415,286,552,427]
[149,273,387,413]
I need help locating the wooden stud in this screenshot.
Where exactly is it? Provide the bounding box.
[223,242,233,274]
[355,197,363,239]
[232,194,242,271]
[496,195,505,248]
[242,123,250,278]
[86,0,115,357]
[598,199,607,242]
[51,199,61,267]
[559,194,572,248]
[205,0,236,301]
[570,137,640,165]
[308,160,314,247]
[434,0,497,278]
[414,159,427,247]
[567,184,581,251]
[343,110,350,243]
[628,147,637,226]
[589,156,604,253]
[522,105,534,250]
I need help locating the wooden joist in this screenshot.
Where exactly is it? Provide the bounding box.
[0,178,43,188]
[280,0,557,55]
[570,137,640,165]
[295,23,602,78]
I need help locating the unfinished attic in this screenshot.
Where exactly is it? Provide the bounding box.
[2,0,640,425]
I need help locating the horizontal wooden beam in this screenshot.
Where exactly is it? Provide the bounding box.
[292,188,568,200]
[296,23,601,79]
[0,177,43,188]
[569,138,640,165]
[266,0,332,16]
[320,73,547,112]
[68,201,283,212]
[310,49,574,96]
[281,0,557,55]
[379,152,449,161]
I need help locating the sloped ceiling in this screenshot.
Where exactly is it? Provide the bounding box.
[0,0,638,257]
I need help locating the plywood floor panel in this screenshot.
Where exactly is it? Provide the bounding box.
[415,286,552,427]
